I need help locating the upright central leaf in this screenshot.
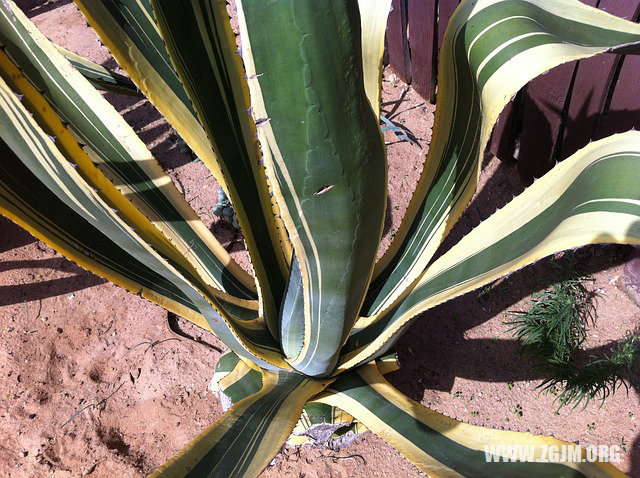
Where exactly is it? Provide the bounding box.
[238,0,387,376]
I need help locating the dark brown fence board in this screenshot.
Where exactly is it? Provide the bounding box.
[387,0,411,82]
[596,53,640,138]
[408,0,437,102]
[437,0,460,55]
[558,54,620,159]
[598,0,640,18]
[559,0,640,159]
[517,62,577,178]
[516,0,599,178]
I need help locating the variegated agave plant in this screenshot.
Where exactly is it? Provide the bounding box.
[1,0,639,476]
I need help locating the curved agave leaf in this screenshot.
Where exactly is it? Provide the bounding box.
[0,72,291,370]
[294,352,402,445]
[0,2,257,306]
[212,351,263,405]
[374,350,401,375]
[318,363,625,477]
[71,0,228,190]
[210,349,243,390]
[150,0,289,338]
[0,75,196,322]
[340,131,640,372]
[151,370,330,478]
[210,351,348,447]
[54,45,142,97]
[279,254,305,360]
[237,0,387,377]
[358,0,392,118]
[364,0,640,318]
[257,0,390,269]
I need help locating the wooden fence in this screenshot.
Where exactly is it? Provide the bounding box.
[386,0,640,178]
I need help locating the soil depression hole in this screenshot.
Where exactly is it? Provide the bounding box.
[97,427,130,455]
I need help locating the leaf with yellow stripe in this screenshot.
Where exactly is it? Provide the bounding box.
[211,350,263,406]
[237,0,387,377]
[340,131,640,372]
[210,349,242,391]
[209,349,376,448]
[151,370,330,478]
[364,0,640,319]
[358,0,392,118]
[71,0,228,192]
[290,352,400,446]
[54,45,142,97]
[150,0,289,338]
[317,363,625,477]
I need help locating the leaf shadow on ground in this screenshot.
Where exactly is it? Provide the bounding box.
[0,216,107,305]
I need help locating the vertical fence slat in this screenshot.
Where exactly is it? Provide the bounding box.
[516,62,577,178]
[437,0,460,55]
[596,53,640,138]
[387,0,411,82]
[559,0,640,160]
[408,0,437,102]
[516,0,598,178]
[558,54,620,159]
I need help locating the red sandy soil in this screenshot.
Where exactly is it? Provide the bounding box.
[1,1,639,477]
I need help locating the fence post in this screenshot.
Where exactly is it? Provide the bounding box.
[596,53,640,139]
[386,0,411,82]
[408,0,437,102]
[490,96,520,162]
[516,62,577,179]
[437,0,460,55]
[515,0,599,179]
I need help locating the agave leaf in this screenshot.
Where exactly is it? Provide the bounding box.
[358,0,392,118]
[0,1,257,306]
[0,74,198,323]
[151,370,330,478]
[295,402,347,431]
[54,44,142,97]
[71,0,230,191]
[317,363,625,477]
[213,352,263,405]
[340,131,640,372]
[211,349,398,446]
[238,0,387,377]
[258,0,390,271]
[278,254,305,360]
[210,348,243,389]
[150,0,289,338]
[375,350,401,375]
[210,350,363,449]
[364,0,640,318]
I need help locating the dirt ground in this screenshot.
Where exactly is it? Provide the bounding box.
[1,1,639,477]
